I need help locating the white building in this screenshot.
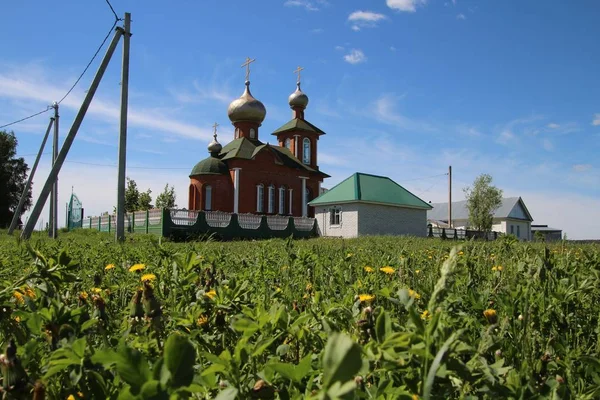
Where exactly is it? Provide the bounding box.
[308,173,432,238]
[427,197,534,240]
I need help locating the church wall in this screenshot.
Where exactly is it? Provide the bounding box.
[189,175,234,212]
[356,203,428,237]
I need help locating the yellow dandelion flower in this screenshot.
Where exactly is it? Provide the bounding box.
[364,266,374,273]
[22,286,36,298]
[408,289,421,299]
[380,266,395,275]
[77,392,84,399]
[129,263,146,272]
[274,286,282,293]
[67,395,75,400]
[358,294,375,303]
[91,287,102,294]
[305,283,313,292]
[458,251,464,256]
[13,291,24,304]
[14,316,21,323]
[141,274,157,282]
[412,395,419,400]
[197,315,208,326]
[79,291,88,300]
[428,255,433,259]
[421,310,431,320]
[105,263,115,271]
[205,289,217,300]
[347,252,354,258]
[483,309,497,324]
[415,269,421,274]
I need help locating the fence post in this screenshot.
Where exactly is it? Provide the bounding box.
[427,225,433,238]
[441,228,447,239]
[108,215,111,233]
[146,210,149,234]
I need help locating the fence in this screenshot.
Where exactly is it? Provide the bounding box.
[81,209,317,240]
[427,225,500,241]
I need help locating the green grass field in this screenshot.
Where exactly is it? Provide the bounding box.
[1,230,599,399]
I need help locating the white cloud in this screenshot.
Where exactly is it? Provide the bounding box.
[456,124,482,137]
[593,113,600,126]
[390,46,397,52]
[348,11,387,30]
[547,122,560,129]
[343,49,367,64]
[310,28,324,34]
[371,94,437,133]
[572,164,592,172]
[386,0,427,12]
[334,45,345,51]
[542,138,553,151]
[496,130,515,144]
[284,0,323,11]
[456,13,466,20]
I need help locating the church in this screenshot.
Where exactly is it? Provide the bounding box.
[188,60,329,218]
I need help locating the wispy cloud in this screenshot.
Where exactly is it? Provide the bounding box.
[496,130,515,144]
[334,45,345,51]
[573,164,592,172]
[386,0,427,12]
[456,13,466,20]
[310,28,324,34]
[371,94,436,133]
[343,49,367,64]
[593,113,600,126]
[348,10,387,30]
[542,138,553,151]
[547,122,560,129]
[456,124,482,137]
[169,80,234,105]
[284,0,326,11]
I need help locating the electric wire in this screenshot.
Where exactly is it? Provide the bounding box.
[0,108,52,130]
[105,0,121,22]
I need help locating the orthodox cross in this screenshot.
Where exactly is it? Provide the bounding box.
[212,122,219,138]
[241,57,256,81]
[294,66,304,83]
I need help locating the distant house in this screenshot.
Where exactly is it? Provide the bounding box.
[308,173,432,238]
[531,225,562,241]
[427,197,534,241]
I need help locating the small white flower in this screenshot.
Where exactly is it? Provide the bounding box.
[518,314,524,321]
[495,349,502,357]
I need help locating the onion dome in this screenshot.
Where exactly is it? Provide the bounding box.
[190,157,228,177]
[288,82,309,109]
[227,81,266,124]
[207,133,222,154]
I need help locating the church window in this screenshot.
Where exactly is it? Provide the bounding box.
[250,128,256,139]
[188,184,196,210]
[284,138,291,150]
[235,128,239,139]
[268,185,275,213]
[205,185,212,211]
[256,184,264,213]
[279,187,285,214]
[288,188,293,215]
[304,187,311,215]
[303,138,311,164]
[329,207,341,225]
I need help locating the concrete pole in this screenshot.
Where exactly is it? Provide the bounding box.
[49,102,59,238]
[8,118,54,234]
[116,12,131,242]
[300,177,307,217]
[448,165,452,229]
[21,27,124,240]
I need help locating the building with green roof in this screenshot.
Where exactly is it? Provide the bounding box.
[308,173,432,238]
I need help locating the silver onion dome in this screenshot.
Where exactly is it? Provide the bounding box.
[227,81,267,124]
[288,82,309,109]
[207,133,222,154]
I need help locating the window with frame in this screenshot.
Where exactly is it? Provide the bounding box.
[303,138,311,165]
[250,128,256,139]
[329,207,341,225]
[279,187,285,214]
[256,184,264,213]
[205,185,212,211]
[517,225,520,237]
[268,185,275,213]
[510,225,514,235]
[288,189,293,215]
[284,138,291,149]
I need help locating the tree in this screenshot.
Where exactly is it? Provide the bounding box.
[124,177,153,212]
[463,174,503,233]
[0,130,31,228]
[155,183,177,209]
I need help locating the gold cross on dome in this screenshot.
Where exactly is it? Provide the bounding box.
[241,57,256,81]
[294,66,304,83]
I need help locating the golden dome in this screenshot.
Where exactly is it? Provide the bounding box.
[288,82,309,109]
[227,81,266,124]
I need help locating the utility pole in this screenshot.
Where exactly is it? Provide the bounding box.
[21,25,125,240]
[49,102,59,238]
[448,165,452,228]
[8,117,54,234]
[116,12,131,242]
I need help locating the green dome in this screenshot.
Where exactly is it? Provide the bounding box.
[190,156,229,176]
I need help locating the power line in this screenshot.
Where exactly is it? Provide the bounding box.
[402,172,448,182]
[105,0,121,22]
[0,107,52,130]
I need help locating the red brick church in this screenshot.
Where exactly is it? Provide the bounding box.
[188,60,328,218]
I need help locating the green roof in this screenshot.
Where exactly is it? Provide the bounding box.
[309,173,432,209]
[190,156,229,176]
[272,118,325,136]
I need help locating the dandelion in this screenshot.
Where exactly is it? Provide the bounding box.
[346,253,354,258]
[197,315,208,326]
[408,289,421,299]
[13,291,24,304]
[428,256,432,259]
[91,288,102,294]
[458,251,464,256]
[275,286,282,293]
[67,395,75,400]
[105,263,115,271]
[421,310,431,320]
[492,265,503,272]
[129,263,146,272]
[22,286,36,298]
[412,395,419,400]
[483,309,497,324]
[358,294,375,303]
[79,291,88,300]
[141,274,156,282]
[205,290,217,300]
[305,283,313,292]
[380,266,395,275]
[14,316,21,323]
[415,269,421,274]
[364,266,374,273]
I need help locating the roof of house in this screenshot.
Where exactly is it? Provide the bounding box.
[272,118,325,136]
[308,172,433,209]
[427,197,533,222]
[531,225,562,232]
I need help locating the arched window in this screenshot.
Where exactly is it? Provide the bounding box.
[284,138,291,150]
[250,128,256,139]
[279,186,285,214]
[235,128,239,139]
[204,185,212,211]
[256,184,264,213]
[268,185,275,213]
[303,138,311,165]
[188,184,196,210]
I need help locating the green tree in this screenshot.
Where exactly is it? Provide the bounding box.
[0,130,31,228]
[463,174,503,232]
[155,183,177,209]
[138,189,153,211]
[124,177,153,212]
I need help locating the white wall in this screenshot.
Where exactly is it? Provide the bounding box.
[503,219,531,241]
[357,203,427,237]
[314,203,359,238]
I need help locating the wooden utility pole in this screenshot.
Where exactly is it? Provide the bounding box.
[21,25,125,240]
[49,102,59,238]
[116,12,131,242]
[8,118,54,234]
[448,165,452,228]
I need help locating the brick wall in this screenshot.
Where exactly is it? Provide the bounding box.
[314,203,359,238]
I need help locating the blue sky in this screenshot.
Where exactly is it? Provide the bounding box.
[1,0,599,238]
